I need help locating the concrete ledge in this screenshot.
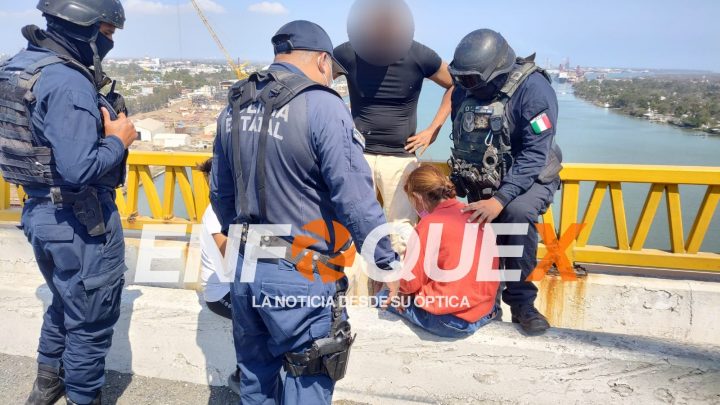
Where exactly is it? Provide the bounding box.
[1,266,720,403]
[3,223,720,346]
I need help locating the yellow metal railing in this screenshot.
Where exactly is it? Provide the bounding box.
[117,151,212,230]
[1,153,718,272]
[0,151,212,229]
[543,164,720,272]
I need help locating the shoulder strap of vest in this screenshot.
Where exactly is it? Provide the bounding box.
[499,59,539,100]
[57,55,96,85]
[228,69,341,111]
[498,54,552,100]
[17,55,64,92]
[266,70,342,108]
[18,54,96,98]
[227,69,340,222]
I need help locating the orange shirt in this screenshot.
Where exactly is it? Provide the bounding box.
[399,199,499,323]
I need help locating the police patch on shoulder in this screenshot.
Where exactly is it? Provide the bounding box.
[530,112,553,134]
[352,128,366,149]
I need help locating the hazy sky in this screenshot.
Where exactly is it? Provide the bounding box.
[1,0,718,71]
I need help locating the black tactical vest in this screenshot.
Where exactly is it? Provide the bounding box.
[222,70,342,224]
[0,50,126,189]
[449,58,559,201]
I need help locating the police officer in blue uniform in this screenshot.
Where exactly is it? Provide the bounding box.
[211,20,398,404]
[447,29,563,335]
[0,1,138,403]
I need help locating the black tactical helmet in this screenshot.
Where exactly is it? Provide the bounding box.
[449,29,516,90]
[37,0,125,29]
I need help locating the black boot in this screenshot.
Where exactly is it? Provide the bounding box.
[25,363,65,405]
[65,392,101,405]
[511,305,550,335]
[227,367,241,396]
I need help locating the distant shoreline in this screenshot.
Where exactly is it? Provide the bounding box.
[576,96,720,136]
[572,79,720,136]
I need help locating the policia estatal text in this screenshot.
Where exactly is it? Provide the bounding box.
[210,20,398,404]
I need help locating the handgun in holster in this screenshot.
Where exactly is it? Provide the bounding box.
[50,186,106,237]
[316,321,355,381]
[283,321,355,382]
[283,278,355,382]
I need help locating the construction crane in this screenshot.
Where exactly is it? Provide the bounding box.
[189,0,248,80]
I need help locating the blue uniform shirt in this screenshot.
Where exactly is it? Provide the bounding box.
[452,71,559,206]
[211,62,398,268]
[9,45,126,197]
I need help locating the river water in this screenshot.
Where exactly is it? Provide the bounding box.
[141,82,720,253]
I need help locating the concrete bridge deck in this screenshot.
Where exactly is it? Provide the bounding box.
[1,275,719,404]
[1,224,720,404]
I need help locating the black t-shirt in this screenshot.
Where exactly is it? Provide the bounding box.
[334,41,442,156]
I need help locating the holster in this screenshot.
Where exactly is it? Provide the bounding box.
[283,321,355,382]
[237,225,356,381]
[282,278,355,382]
[50,186,106,237]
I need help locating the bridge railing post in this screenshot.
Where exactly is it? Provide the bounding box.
[0,177,9,212]
[559,180,580,264]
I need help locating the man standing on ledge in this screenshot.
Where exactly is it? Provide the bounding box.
[334,0,454,256]
[211,20,398,404]
[448,29,563,335]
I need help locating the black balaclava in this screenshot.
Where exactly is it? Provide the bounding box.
[46,15,98,66]
[45,15,114,87]
[470,73,509,100]
[95,32,115,61]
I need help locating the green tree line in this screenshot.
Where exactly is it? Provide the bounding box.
[574,77,720,130]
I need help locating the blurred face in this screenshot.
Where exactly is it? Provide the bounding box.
[348,0,415,66]
[364,10,399,44]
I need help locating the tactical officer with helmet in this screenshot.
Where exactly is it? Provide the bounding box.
[448,29,563,335]
[0,1,137,403]
[211,20,398,404]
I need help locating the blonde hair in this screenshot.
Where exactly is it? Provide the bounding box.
[403,165,456,205]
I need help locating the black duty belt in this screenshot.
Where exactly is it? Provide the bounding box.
[240,232,346,275]
[29,186,107,237]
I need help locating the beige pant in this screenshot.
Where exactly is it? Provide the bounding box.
[345,154,419,297]
[363,153,419,252]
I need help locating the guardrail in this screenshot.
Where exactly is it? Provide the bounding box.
[0,151,212,229]
[116,151,212,230]
[1,152,718,272]
[549,164,719,272]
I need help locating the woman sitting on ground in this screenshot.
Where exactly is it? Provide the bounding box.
[377,165,499,338]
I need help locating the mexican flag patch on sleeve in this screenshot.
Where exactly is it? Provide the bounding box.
[530,112,552,134]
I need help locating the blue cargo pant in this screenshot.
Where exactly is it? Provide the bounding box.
[495,179,560,309]
[21,193,126,404]
[232,257,338,405]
